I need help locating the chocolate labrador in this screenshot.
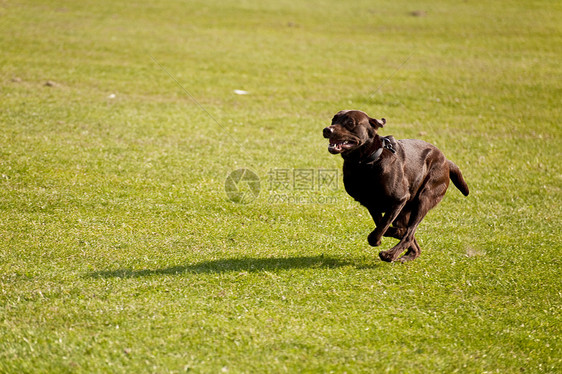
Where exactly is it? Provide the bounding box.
[323,110,469,262]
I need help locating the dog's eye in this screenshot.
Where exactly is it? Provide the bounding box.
[344,121,355,129]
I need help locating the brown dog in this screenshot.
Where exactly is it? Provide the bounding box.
[323,110,469,262]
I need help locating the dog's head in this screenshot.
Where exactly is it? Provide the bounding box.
[322,110,386,155]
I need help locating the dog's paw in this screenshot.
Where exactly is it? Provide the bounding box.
[368,231,382,247]
[378,250,394,262]
[397,248,420,263]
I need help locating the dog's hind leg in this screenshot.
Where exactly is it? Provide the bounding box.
[380,170,449,262]
[379,201,431,262]
[379,224,421,262]
[379,228,421,262]
[378,243,407,262]
[398,238,421,262]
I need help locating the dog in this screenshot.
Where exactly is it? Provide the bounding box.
[323,110,469,262]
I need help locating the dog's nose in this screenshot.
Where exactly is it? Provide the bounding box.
[323,127,333,138]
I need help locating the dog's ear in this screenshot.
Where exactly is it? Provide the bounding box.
[369,117,386,129]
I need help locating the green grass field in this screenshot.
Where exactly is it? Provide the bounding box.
[1,0,561,372]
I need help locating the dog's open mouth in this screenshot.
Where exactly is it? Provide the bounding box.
[328,139,356,154]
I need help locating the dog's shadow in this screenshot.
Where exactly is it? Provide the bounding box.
[87,255,380,279]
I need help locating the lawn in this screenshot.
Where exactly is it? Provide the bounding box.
[0,0,561,372]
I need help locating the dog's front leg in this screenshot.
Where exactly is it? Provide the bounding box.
[367,207,383,226]
[366,208,383,246]
[367,199,407,247]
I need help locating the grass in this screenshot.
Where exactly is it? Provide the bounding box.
[0,0,561,372]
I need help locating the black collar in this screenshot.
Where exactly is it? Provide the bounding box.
[360,136,396,164]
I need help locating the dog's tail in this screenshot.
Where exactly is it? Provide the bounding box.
[448,160,469,196]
